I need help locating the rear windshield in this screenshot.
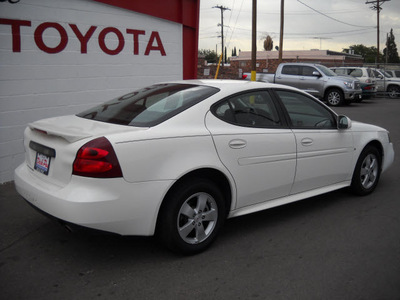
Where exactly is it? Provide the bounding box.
[77,83,219,127]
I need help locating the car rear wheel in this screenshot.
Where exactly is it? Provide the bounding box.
[325,88,344,106]
[157,178,226,255]
[350,146,381,195]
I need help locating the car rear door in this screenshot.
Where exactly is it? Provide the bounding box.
[373,69,386,92]
[275,65,302,88]
[205,90,297,209]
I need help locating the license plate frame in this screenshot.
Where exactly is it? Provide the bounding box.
[34,152,51,175]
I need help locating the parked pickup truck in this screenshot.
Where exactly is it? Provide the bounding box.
[244,63,362,106]
[372,69,400,98]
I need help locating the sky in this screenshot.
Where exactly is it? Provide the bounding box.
[198,0,400,56]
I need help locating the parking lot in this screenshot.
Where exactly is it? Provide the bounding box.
[1,96,399,300]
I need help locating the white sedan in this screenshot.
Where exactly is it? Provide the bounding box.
[15,80,394,254]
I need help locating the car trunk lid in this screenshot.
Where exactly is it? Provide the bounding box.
[24,115,142,187]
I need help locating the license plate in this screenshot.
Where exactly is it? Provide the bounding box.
[34,152,51,175]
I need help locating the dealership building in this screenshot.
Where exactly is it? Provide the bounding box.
[0,0,200,182]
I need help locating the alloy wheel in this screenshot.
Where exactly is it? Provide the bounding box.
[177,192,218,245]
[360,153,379,189]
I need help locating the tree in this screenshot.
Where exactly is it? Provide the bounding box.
[383,28,400,63]
[224,47,227,64]
[198,49,218,64]
[346,44,382,63]
[231,47,237,57]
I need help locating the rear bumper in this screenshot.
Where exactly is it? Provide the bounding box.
[14,164,172,236]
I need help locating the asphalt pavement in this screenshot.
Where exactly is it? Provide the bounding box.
[1,96,399,300]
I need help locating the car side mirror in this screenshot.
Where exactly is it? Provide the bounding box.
[312,71,321,77]
[338,115,352,130]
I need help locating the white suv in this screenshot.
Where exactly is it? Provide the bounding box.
[330,67,377,99]
[386,70,400,79]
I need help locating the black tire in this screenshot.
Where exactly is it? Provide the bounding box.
[350,146,381,196]
[387,85,400,99]
[157,178,226,255]
[325,88,344,106]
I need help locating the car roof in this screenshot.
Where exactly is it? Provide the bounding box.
[158,79,299,94]
[331,67,369,69]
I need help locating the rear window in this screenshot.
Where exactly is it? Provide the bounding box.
[77,83,219,127]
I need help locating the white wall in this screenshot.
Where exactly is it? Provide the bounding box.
[0,0,183,182]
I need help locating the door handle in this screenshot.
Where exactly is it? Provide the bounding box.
[229,139,247,149]
[301,138,313,146]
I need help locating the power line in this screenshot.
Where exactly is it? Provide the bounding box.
[297,0,375,28]
[226,0,245,50]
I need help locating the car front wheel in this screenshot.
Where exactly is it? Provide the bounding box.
[351,146,381,195]
[387,85,400,98]
[157,178,226,255]
[325,88,344,106]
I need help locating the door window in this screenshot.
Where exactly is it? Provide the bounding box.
[275,90,336,129]
[213,91,282,128]
[302,66,317,76]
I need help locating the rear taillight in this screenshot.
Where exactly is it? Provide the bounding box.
[242,74,248,79]
[73,137,123,178]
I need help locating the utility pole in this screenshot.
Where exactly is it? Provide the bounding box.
[278,0,284,63]
[251,0,257,81]
[213,5,230,66]
[365,0,390,68]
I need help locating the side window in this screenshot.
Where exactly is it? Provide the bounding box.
[367,68,375,77]
[213,91,281,128]
[275,90,336,129]
[395,71,400,77]
[281,65,300,75]
[349,69,362,77]
[333,69,346,76]
[302,66,317,76]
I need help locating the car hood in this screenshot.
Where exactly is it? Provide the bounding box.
[351,120,386,132]
[29,115,143,143]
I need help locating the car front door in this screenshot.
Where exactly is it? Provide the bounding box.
[274,89,355,194]
[205,90,297,209]
[297,66,324,97]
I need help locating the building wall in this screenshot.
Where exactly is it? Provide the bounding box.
[0,0,189,183]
